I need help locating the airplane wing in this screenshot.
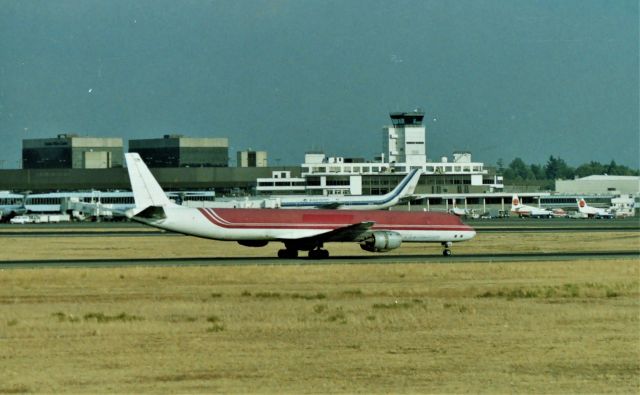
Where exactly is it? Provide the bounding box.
[279,221,375,244]
[398,195,418,203]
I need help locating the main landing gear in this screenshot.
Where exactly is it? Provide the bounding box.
[441,241,453,257]
[276,247,330,259]
[277,248,298,259]
[308,248,329,259]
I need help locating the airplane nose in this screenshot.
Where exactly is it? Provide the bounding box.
[464,229,476,240]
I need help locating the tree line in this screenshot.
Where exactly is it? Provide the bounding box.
[498,156,640,183]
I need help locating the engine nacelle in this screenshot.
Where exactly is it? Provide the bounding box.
[360,231,403,252]
[238,240,269,247]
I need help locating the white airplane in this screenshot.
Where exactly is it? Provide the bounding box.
[276,168,422,210]
[577,198,615,219]
[510,194,555,218]
[449,198,476,218]
[123,153,476,258]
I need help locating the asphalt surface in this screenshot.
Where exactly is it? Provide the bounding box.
[1,251,637,269]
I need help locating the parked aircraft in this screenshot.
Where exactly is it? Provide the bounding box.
[577,198,615,219]
[510,194,555,218]
[567,211,588,219]
[275,168,422,210]
[124,153,476,258]
[449,198,477,218]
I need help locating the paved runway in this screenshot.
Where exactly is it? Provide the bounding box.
[2,250,637,269]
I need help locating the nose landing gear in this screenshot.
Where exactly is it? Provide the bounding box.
[441,241,453,257]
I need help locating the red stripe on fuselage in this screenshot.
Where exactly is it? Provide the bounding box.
[197,208,473,232]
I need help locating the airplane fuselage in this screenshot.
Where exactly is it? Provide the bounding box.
[124,152,474,258]
[135,206,476,244]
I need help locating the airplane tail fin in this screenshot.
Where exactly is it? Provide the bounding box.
[391,168,422,198]
[577,198,588,213]
[125,153,172,209]
[511,194,521,209]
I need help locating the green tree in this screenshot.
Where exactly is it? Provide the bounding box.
[575,161,605,178]
[500,157,638,182]
[508,158,533,180]
[545,156,574,180]
[574,160,639,177]
[530,164,545,180]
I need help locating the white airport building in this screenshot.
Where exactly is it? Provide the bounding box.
[258,110,503,197]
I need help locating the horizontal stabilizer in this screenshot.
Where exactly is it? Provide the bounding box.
[131,205,167,220]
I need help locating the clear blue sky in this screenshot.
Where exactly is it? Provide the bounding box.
[1,0,638,168]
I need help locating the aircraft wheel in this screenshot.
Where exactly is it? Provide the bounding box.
[442,249,452,257]
[278,249,298,259]
[309,249,330,259]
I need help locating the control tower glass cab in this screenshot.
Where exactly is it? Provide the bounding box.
[383,110,427,166]
[389,110,425,126]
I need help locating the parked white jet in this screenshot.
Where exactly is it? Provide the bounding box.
[276,168,422,210]
[577,198,615,219]
[510,194,554,218]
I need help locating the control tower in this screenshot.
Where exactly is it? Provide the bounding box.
[382,110,426,166]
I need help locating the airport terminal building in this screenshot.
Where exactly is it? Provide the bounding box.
[2,110,636,217]
[22,134,123,169]
[129,135,229,168]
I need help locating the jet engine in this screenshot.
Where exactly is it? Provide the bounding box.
[360,231,402,252]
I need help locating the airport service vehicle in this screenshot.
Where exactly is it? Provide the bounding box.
[0,191,26,221]
[9,215,32,224]
[552,208,568,217]
[275,168,422,210]
[510,194,555,218]
[124,153,476,258]
[577,198,615,219]
[9,214,71,224]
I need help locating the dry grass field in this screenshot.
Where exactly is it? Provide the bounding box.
[0,232,639,393]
